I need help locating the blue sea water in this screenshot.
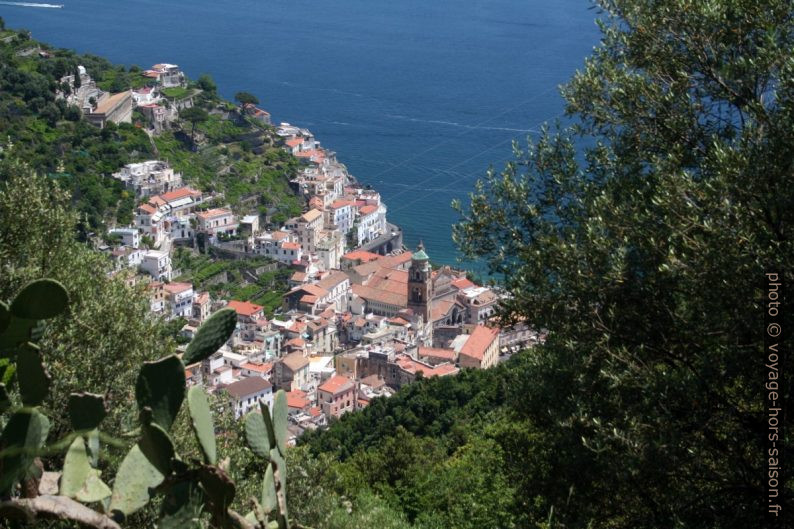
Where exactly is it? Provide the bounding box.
[2,0,600,266]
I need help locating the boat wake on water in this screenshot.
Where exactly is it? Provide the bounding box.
[0,1,63,8]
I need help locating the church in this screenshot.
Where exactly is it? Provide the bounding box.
[349,243,499,345]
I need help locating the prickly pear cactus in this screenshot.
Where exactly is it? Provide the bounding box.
[244,391,291,529]
[187,385,217,464]
[0,279,298,529]
[182,307,237,365]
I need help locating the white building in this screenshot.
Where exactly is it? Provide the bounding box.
[132,86,161,106]
[136,203,167,248]
[163,282,194,319]
[146,63,185,88]
[356,204,387,246]
[254,232,302,265]
[108,228,140,249]
[225,377,273,419]
[110,246,145,270]
[196,208,238,237]
[113,161,182,198]
[327,200,354,235]
[140,250,172,282]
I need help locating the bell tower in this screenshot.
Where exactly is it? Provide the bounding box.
[408,242,433,322]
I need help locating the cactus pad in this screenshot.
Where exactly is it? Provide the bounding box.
[16,344,51,406]
[68,392,107,431]
[244,409,271,459]
[135,354,185,431]
[272,390,288,456]
[10,279,69,320]
[182,308,237,365]
[60,436,92,498]
[261,462,277,514]
[140,420,176,475]
[109,444,165,518]
[187,386,217,464]
[0,409,50,495]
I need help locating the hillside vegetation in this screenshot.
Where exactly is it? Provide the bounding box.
[0,25,300,234]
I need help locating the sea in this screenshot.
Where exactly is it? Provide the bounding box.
[1,0,600,267]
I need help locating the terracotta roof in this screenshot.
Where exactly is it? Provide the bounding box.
[291,272,307,282]
[395,354,459,378]
[272,231,290,241]
[282,241,300,250]
[459,325,499,361]
[286,390,310,410]
[318,374,354,395]
[295,149,326,163]
[138,203,157,214]
[285,138,303,147]
[352,284,406,307]
[387,316,410,326]
[289,283,328,299]
[359,204,378,216]
[431,364,460,376]
[241,362,273,374]
[227,300,264,317]
[418,346,456,361]
[330,199,354,209]
[281,352,310,371]
[367,268,408,294]
[309,406,322,417]
[194,292,210,305]
[196,208,233,221]
[452,277,476,290]
[431,298,459,323]
[224,377,271,399]
[300,208,323,223]
[163,282,193,294]
[286,337,305,348]
[342,250,380,263]
[159,187,201,202]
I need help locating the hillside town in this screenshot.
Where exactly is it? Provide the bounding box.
[89,62,540,443]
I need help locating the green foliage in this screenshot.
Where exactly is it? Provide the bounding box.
[234,91,259,107]
[162,86,192,100]
[446,1,794,528]
[196,73,217,94]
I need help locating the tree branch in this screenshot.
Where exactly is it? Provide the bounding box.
[0,495,121,529]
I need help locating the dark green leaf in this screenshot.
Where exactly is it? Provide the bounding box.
[135,355,185,431]
[182,308,237,365]
[10,279,69,320]
[68,392,107,431]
